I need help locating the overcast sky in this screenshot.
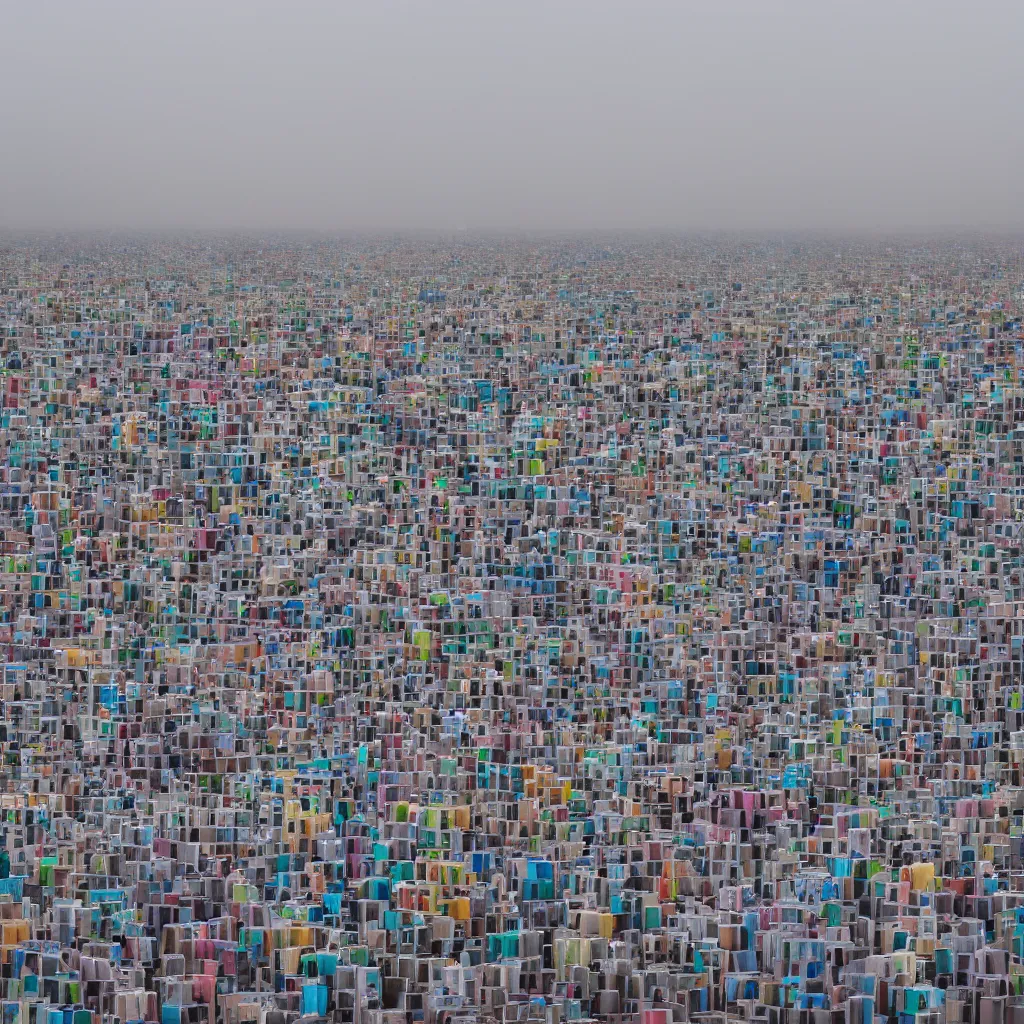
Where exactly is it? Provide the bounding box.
[2,1,1022,233]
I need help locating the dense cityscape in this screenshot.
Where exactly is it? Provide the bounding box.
[0,234,1022,1024]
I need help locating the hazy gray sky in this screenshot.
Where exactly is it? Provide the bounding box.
[3,1,1022,233]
